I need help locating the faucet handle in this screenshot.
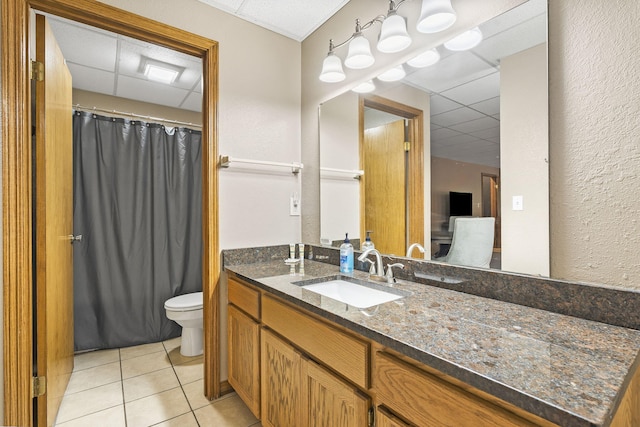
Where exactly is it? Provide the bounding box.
[360,257,377,275]
[385,263,405,283]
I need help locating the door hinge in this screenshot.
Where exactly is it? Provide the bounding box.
[404,141,410,152]
[368,406,375,427]
[33,375,46,397]
[31,60,44,81]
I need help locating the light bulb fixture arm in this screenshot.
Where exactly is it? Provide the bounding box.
[326,16,385,53]
[325,0,412,54]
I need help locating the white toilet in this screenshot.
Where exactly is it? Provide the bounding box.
[164,292,203,357]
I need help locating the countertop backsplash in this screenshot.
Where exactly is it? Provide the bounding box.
[223,243,640,330]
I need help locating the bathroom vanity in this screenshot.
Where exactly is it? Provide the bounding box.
[223,247,640,427]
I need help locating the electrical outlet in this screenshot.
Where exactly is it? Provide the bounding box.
[290,194,301,216]
[512,195,524,211]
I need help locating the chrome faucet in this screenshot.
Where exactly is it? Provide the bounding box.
[406,242,426,258]
[385,263,405,284]
[357,248,385,281]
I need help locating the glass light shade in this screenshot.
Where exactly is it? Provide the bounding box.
[406,48,440,68]
[377,65,406,82]
[344,34,375,69]
[416,0,456,34]
[444,27,483,51]
[351,80,376,93]
[377,13,412,53]
[319,52,346,82]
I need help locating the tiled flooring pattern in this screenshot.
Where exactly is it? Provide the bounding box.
[55,338,261,427]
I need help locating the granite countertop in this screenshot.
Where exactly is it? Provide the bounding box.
[225,259,640,427]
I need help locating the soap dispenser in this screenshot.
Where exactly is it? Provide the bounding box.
[339,233,354,274]
[361,230,375,251]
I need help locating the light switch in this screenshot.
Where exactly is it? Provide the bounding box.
[512,195,524,211]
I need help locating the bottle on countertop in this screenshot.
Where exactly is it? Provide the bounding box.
[339,233,354,274]
[361,230,375,251]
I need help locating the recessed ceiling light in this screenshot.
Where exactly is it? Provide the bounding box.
[140,57,184,84]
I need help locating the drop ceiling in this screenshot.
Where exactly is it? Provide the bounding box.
[45,0,546,168]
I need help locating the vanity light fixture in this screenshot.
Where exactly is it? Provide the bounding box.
[417,0,457,33]
[351,80,376,93]
[444,27,483,51]
[377,64,406,82]
[344,19,376,69]
[377,1,412,53]
[141,57,183,84]
[407,47,441,68]
[319,40,346,82]
[320,0,454,82]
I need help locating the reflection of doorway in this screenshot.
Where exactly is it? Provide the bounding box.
[3,1,218,425]
[359,96,424,256]
[481,173,501,249]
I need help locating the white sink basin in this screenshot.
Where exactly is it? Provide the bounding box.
[300,279,405,309]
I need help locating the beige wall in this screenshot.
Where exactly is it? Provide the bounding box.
[73,89,202,126]
[500,43,549,276]
[431,156,500,233]
[548,1,640,289]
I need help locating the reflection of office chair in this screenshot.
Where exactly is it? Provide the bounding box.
[434,217,495,268]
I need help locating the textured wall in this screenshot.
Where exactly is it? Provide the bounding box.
[549,1,640,288]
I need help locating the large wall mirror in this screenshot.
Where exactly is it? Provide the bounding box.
[319,0,549,276]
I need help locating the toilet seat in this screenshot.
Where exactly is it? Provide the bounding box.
[164,292,203,312]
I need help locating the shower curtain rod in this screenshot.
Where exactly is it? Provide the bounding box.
[74,104,202,128]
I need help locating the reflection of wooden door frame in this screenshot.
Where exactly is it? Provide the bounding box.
[2,1,219,425]
[481,173,501,249]
[359,95,424,251]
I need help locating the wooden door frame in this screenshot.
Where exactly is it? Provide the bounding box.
[481,173,501,249]
[359,95,424,250]
[2,1,219,425]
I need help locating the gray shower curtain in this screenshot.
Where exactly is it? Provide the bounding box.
[73,110,202,351]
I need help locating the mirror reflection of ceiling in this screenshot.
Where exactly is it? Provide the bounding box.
[43,13,203,112]
[368,0,547,168]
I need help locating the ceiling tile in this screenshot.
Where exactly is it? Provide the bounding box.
[470,97,500,115]
[67,63,115,96]
[441,72,501,106]
[474,126,500,140]
[180,92,204,112]
[431,107,485,127]
[430,95,463,115]
[449,116,499,134]
[431,127,461,142]
[474,14,547,65]
[48,18,118,72]
[403,52,497,93]
[116,75,190,108]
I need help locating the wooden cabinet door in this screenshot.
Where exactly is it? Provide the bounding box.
[228,305,260,418]
[261,329,302,427]
[302,356,370,427]
[377,407,413,427]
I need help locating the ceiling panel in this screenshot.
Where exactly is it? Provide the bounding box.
[197,0,349,41]
[440,72,501,106]
[429,95,464,115]
[470,97,501,115]
[180,92,204,113]
[403,52,497,93]
[431,107,485,127]
[67,63,115,95]
[48,18,118,72]
[116,76,191,108]
[431,127,462,141]
[449,116,499,134]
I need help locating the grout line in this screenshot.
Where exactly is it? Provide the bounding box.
[119,348,129,427]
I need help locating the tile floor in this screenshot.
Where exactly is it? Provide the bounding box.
[55,337,261,427]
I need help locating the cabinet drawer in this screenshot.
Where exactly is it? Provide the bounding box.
[262,295,369,389]
[228,277,260,319]
[374,351,537,427]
